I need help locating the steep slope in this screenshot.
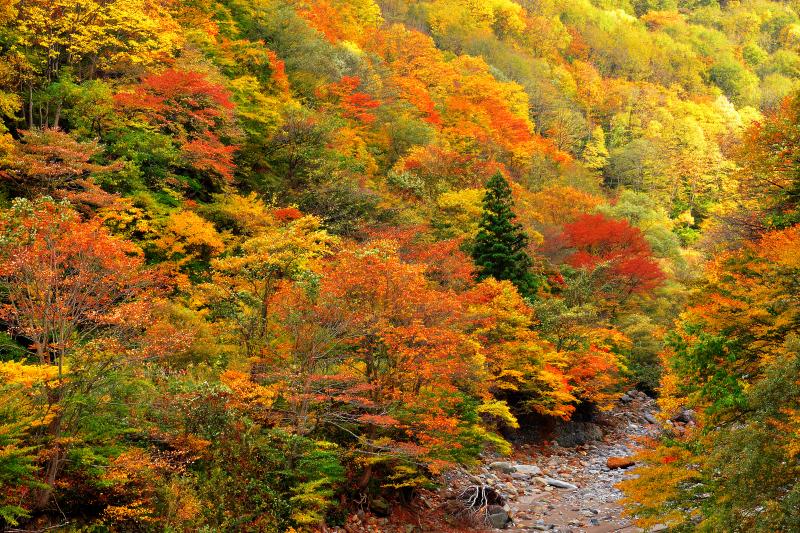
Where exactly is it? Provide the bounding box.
[0,0,798,530]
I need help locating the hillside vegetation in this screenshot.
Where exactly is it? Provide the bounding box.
[0,0,798,530]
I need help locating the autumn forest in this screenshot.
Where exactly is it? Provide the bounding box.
[0,0,799,531]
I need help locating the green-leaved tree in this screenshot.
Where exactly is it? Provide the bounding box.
[471,173,538,298]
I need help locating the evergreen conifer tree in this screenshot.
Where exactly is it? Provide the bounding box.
[472,173,538,298]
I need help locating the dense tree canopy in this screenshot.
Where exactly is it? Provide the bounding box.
[0,0,797,530]
[620,93,800,532]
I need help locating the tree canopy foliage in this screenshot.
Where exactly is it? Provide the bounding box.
[0,0,797,529]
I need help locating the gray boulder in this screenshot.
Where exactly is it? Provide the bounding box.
[554,422,603,446]
[487,505,511,529]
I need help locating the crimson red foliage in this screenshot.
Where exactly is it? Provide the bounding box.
[115,69,237,183]
[318,76,381,125]
[561,214,664,296]
[273,207,304,222]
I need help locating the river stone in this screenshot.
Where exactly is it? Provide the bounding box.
[513,464,542,476]
[607,456,636,469]
[542,477,577,490]
[489,461,516,474]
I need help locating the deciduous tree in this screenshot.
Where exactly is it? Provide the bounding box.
[560,213,664,302]
[114,69,238,187]
[0,198,156,509]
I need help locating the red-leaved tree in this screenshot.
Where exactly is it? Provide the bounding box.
[115,69,238,184]
[560,213,665,300]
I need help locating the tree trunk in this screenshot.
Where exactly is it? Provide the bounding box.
[34,409,65,509]
[357,463,372,490]
[53,101,62,130]
[27,84,34,129]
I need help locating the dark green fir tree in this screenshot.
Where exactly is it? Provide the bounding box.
[471,173,538,298]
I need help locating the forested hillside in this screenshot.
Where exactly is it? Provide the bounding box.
[0,0,798,531]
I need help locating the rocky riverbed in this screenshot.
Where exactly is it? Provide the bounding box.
[440,390,663,532]
[329,391,666,532]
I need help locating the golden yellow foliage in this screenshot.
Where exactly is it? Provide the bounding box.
[0,360,58,387]
[17,0,181,76]
[156,210,226,264]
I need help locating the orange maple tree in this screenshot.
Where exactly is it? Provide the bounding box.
[0,198,153,371]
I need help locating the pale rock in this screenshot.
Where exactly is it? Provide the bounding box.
[542,477,578,490]
[489,461,516,474]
